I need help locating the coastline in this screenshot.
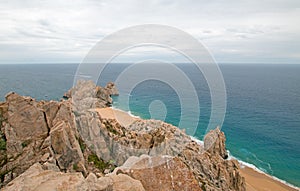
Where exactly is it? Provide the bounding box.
[98,107,299,191]
[237,158,299,191]
[240,166,298,191]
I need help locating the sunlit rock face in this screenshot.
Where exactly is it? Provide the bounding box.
[113,155,202,191]
[0,81,245,191]
[2,163,145,191]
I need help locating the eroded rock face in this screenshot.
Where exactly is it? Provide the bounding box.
[5,93,49,158]
[3,163,145,191]
[0,93,51,185]
[63,80,118,108]
[50,120,86,174]
[0,81,120,189]
[105,82,119,96]
[0,101,8,179]
[74,115,245,190]
[3,163,88,191]
[0,81,245,191]
[114,155,202,191]
[204,126,228,159]
[180,140,245,191]
[78,117,193,166]
[70,80,113,110]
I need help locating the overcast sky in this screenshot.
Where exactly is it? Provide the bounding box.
[0,0,299,64]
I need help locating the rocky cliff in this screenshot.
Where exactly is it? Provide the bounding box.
[0,81,245,191]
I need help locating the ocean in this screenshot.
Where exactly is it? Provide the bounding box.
[0,63,299,187]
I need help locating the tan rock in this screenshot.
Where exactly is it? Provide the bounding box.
[71,80,114,110]
[42,162,60,172]
[109,173,145,191]
[41,153,50,162]
[95,86,113,106]
[50,120,86,173]
[115,155,202,191]
[2,163,88,191]
[3,163,144,191]
[180,128,246,191]
[105,82,119,96]
[0,101,8,125]
[204,126,228,159]
[42,101,60,129]
[63,89,72,99]
[0,81,246,191]
[86,173,114,191]
[5,92,48,157]
[0,93,50,185]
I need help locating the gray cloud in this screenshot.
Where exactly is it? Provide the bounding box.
[0,0,299,64]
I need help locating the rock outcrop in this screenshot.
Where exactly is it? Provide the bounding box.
[63,81,118,105]
[114,155,202,191]
[3,163,145,191]
[0,80,246,191]
[105,82,119,96]
[204,126,228,159]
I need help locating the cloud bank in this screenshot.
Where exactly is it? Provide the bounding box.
[0,0,299,64]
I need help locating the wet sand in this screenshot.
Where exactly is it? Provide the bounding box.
[240,166,298,191]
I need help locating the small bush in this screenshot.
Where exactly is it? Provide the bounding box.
[103,121,118,135]
[0,139,6,150]
[78,137,86,153]
[21,140,31,148]
[88,154,110,171]
[73,163,79,171]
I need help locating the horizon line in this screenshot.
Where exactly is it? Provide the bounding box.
[0,62,299,65]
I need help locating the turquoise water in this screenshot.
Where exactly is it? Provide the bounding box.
[0,63,299,187]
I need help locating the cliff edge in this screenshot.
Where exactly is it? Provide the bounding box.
[0,81,245,191]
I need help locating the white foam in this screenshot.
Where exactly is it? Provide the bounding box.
[190,136,299,190]
[227,151,299,190]
[127,110,141,119]
[109,107,299,190]
[74,74,92,78]
[111,106,141,119]
[190,136,204,146]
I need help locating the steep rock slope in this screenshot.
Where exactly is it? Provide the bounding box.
[0,81,245,191]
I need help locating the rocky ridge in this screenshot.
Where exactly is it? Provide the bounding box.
[0,80,245,191]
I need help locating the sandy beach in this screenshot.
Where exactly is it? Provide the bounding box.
[96,107,139,127]
[96,107,299,191]
[240,166,298,191]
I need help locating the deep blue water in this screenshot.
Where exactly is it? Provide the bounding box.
[0,63,299,187]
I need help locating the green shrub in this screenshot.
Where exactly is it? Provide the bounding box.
[78,137,86,153]
[21,140,31,148]
[0,139,6,150]
[73,163,79,171]
[88,154,110,171]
